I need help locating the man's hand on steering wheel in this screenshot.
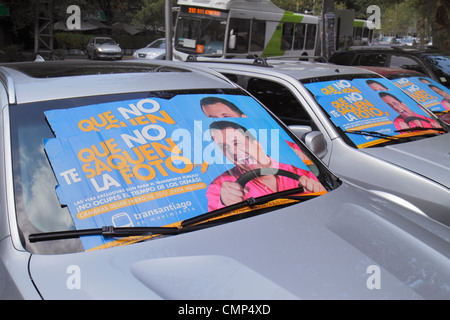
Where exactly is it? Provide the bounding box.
[219,169,325,206]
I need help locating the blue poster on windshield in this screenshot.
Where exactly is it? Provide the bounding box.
[390,76,450,113]
[44,94,325,251]
[305,78,443,148]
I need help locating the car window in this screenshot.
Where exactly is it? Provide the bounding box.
[356,53,387,67]
[390,55,426,74]
[329,52,355,65]
[11,89,330,254]
[246,78,313,127]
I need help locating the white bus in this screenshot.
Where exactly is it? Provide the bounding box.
[173,0,321,60]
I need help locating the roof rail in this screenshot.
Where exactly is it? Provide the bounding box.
[252,57,269,66]
[185,53,327,65]
[185,54,273,67]
[0,68,16,105]
[342,45,406,52]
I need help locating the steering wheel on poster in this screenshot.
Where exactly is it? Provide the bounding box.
[235,168,302,188]
[404,116,430,126]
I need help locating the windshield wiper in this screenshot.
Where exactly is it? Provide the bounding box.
[29,187,321,243]
[181,186,319,228]
[28,225,181,243]
[395,127,447,133]
[345,130,402,141]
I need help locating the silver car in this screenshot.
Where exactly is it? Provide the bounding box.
[191,58,450,227]
[86,37,123,60]
[1,60,449,300]
[133,38,166,60]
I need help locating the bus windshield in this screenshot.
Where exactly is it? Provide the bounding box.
[175,6,227,55]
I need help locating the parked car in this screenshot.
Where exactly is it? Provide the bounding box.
[133,38,166,60]
[401,38,418,47]
[190,58,450,227]
[378,36,399,45]
[328,46,450,89]
[355,66,450,124]
[86,37,122,60]
[1,59,450,299]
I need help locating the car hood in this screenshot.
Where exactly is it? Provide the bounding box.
[361,133,450,189]
[28,183,450,300]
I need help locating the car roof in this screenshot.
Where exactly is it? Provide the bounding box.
[189,58,376,80]
[331,46,441,55]
[0,60,236,105]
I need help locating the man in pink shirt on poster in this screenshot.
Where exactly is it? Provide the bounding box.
[379,92,442,131]
[206,121,326,211]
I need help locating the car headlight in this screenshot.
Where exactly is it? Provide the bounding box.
[97,47,103,52]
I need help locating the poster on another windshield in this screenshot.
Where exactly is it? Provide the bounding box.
[43,94,324,251]
[304,78,443,148]
[390,76,450,114]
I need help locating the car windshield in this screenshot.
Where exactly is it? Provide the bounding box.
[148,39,165,49]
[387,75,450,120]
[11,89,331,254]
[96,38,116,45]
[420,54,450,88]
[302,74,447,149]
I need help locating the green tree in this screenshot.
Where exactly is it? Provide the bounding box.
[132,0,177,30]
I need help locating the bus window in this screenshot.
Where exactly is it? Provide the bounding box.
[251,20,266,51]
[176,18,201,49]
[174,6,227,55]
[363,27,369,39]
[305,24,317,50]
[368,29,373,44]
[354,26,362,42]
[281,22,294,50]
[294,23,306,50]
[228,18,250,53]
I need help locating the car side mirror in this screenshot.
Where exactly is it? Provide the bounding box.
[288,125,312,139]
[289,125,327,158]
[303,131,327,159]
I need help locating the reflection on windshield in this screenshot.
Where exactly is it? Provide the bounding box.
[304,77,445,148]
[12,90,329,253]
